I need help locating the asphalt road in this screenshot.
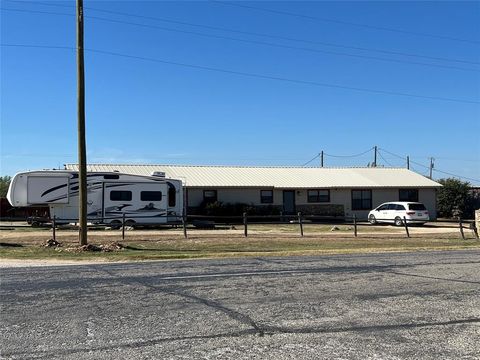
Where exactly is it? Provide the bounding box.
[1,250,479,360]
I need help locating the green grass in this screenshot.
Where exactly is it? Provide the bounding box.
[1,236,479,262]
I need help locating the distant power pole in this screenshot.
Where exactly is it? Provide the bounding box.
[406,156,410,170]
[373,146,377,167]
[77,0,87,245]
[429,157,435,179]
[320,151,324,167]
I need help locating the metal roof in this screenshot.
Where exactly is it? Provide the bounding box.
[65,164,442,189]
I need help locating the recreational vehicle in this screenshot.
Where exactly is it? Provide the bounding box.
[7,170,184,226]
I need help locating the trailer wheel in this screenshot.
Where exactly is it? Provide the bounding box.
[125,220,136,228]
[109,220,122,230]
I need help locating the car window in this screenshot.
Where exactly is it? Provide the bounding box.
[396,204,406,210]
[387,204,397,210]
[409,203,426,210]
[377,204,388,210]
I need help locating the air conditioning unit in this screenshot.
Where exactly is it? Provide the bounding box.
[151,171,166,178]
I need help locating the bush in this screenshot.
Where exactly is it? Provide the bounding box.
[437,178,475,219]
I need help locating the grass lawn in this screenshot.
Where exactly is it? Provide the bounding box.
[1,225,479,261]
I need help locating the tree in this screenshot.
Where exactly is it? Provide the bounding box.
[0,176,11,198]
[437,178,473,218]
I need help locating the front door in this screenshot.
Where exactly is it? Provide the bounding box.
[283,190,296,215]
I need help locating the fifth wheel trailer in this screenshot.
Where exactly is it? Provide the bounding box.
[7,170,184,226]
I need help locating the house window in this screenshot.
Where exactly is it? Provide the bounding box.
[307,189,330,203]
[203,190,217,203]
[399,189,419,202]
[260,190,273,204]
[352,190,372,210]
[110,191,132,201]
[141,191,162,201]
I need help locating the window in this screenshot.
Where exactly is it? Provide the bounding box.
[387,204,397,210]
[396,204,406,210]
[399,189,419,202]
[409,203,426,211]
[168,183,176,207]
[307,189,330,203]
[352,190,372,210]
[141,191,162,201]
[203,190,217,203]
[104,174,119,180]
[110,191,132,201]
[260,190,273,204]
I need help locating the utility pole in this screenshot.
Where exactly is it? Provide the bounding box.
[429,157,434,179]
[320,151,324,167]
[406,156,410,170]
[77,0,87,245]
[373,146,377,167]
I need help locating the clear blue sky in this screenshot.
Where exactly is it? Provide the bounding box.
[1,1,479,184]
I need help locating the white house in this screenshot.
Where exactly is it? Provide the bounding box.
[65,164,442,219]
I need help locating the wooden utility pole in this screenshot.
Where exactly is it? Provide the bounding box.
[320,151,324,167]
[77,0,87,245]
[406,156,410,170]
[373,146,377,167]
[429,157,434,179]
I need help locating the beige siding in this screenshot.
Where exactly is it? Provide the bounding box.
[186,187,437,219]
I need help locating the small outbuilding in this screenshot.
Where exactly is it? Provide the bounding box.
[65,164,442,220]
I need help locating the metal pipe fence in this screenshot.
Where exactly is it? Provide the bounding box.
[1,214,478,241]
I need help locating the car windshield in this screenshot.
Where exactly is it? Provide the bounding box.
[409,203,426,210]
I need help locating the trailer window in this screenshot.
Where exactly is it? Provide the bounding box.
[104,174,120,180]
[168,183,176,207]
[141,191,162,201]
[110,191,132,201]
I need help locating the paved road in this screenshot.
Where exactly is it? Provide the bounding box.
[1,250,479,359]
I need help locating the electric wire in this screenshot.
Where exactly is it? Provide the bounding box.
[377,151,396,167]
[323,147,375,158]
[3,43,479,104]
[432,169,480,183]
[211,0,480,45]
[302,154,320,167]
[6,0,479,65]
[3,7,478,73]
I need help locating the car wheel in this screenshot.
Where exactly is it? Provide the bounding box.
[368,214,377,224]
[394,217,403,226]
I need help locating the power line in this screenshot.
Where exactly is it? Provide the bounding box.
[211,0,480,45]
[3,7,477,73]
[378,147,407,160]
[3,43,480,105]
[432,169,480,183]
[6,0,479,66]
[377,151,396,167]
[302,154,320,167]
[324,147,375,158]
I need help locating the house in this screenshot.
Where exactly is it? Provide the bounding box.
[65,164,442,220]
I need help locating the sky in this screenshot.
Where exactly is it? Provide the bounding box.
[1,1,479,184]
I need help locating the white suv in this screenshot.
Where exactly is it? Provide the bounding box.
[368,202,429,226]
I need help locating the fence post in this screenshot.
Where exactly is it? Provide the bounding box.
[122,213,126,240]
[52,216,56,242]
[403,216,410,238]
[182,215,188,239]
[353,214,357,237]
[459,218,465,240]
[298,212,304,237]
[472,224,479,240]
[243,212,248,237]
